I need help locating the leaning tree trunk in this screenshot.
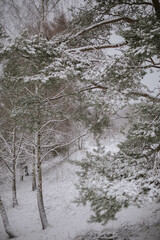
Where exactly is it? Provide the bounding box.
[35,130,49,230]
[0,196,16,238]
[12,128,18,208]
[32,147,37,191]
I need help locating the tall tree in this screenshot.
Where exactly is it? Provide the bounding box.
[69,0,160,224]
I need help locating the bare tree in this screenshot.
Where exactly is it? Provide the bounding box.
[0,128,23,207]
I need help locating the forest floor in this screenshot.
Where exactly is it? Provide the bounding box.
[0,135,160,240]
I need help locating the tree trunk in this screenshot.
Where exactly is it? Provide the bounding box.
[35,130,49,229]
[32,147,37,191]
[12,170,18,208]
[0,196,16,238]
[20,163,24,181]
[12,128,18,208]
[40,0,45,37]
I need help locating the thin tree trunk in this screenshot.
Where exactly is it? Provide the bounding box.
[12,170,18,208]
[12,128,18,208]
[32,147,37,191]
[20,163,24,181]
[0,196,16,238]
[40,0,45,37]
[35,130,49,229]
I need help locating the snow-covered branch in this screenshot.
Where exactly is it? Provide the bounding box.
[0,134,12,156]
[68,17,136,40]
[0,157,14,174]
[39,119,67,132]
[41,132,88,162]
[68,41,127,52]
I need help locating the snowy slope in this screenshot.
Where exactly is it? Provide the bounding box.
[0,136,160,240]
[0,152,105,240]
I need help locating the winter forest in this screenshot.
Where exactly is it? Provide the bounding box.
[0,0,160,239]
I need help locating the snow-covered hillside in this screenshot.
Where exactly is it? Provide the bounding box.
[0,135,160,240]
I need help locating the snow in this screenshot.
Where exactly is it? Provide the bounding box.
[0,136,160,240]
[0,155,104,240]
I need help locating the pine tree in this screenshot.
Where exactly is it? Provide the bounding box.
[119,101,160,169]
[72,0,160,224]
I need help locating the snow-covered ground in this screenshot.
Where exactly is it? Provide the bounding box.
[0,135,160,240]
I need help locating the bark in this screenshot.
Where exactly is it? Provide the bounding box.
[35,130,49,229]
[12,170,18,208]
[152,0,160,19]
[12,128,18,208]
[32,147,37,191]
[0,196,16,238]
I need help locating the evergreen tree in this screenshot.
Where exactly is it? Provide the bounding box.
[119,101,160,168]
[68,0,160,102]
[72,0,160,225]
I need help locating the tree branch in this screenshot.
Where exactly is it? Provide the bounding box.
[41,132,88,162]
[0,135,12,156]
[44,80,160,104]
[69,17,136,40]
[68,41,127,52]
[39,119,68,132]
[43,85,99,102]
[127,91,160,101]
[0,157,14,174]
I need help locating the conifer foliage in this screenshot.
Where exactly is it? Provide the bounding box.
[72,0,160,225]
[75,100,160,224]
